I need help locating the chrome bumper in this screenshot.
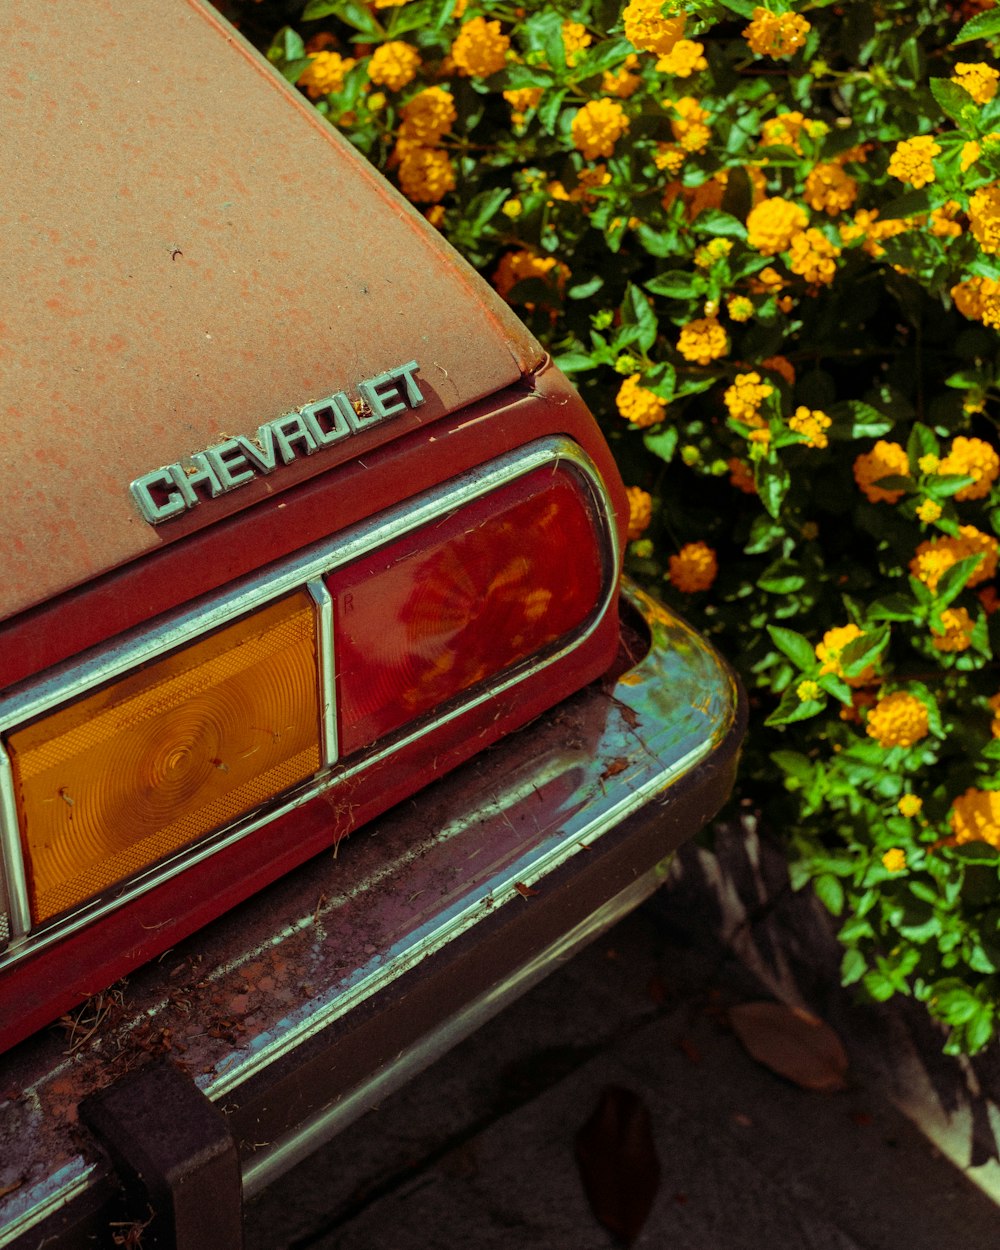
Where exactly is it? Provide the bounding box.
[0,580,746,1249]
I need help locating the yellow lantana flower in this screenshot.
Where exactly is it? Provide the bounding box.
[668,542,718,592]
[368,41,420,91]
[952,62,1000,105]
[625,486,653,540]
[746,198,809,255]
[939,436,1000,500]
[888,135,941,189]
[853,441,909,503]
[616,375,667,427]
[451,16,510,78]
[743,7,811,58]
[866,692,929,748]
[950,787,1000,846]
[623,0,686,56]
[571,98,630,159]
[676,317,728,365]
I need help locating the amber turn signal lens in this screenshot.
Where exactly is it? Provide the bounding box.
[328,465,605,755]
[7,592,320,924]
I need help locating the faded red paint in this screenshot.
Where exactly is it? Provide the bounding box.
[0,0,542,623]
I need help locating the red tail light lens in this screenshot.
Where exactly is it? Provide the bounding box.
[327,465,605,755]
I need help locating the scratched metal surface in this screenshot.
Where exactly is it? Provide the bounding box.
[0,584,742,1244]
[0,0,542,621]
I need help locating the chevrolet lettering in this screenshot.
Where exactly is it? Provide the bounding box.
[130,360,424,524]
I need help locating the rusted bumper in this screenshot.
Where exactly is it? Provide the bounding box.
[0,580,746,1249]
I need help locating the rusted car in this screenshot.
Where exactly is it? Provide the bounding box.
[0,2,746,1246]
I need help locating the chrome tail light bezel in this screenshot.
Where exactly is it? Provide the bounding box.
[0,436,621,966]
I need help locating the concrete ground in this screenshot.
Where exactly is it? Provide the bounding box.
[245,854,1000,1249]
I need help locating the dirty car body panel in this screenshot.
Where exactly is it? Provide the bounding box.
[0,2,746,1244]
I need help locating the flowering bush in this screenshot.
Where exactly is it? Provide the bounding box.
[234,0,1000,1055]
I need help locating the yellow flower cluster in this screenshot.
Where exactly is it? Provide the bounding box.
[910,525,998,591]
[950,787,1000,846]
[788,406,832,448]
[839,209,909,258]
[788,228,840,284]
[503,87,543,125]
[803,162,858,215]
[746,198,809,254]
[622,0,686,56]
[298,50,356,99]
[887,136,941,189]
[898,794,923,818]
[882,848,907,873]
[571,98,630,159]
[939,436,1000,500]
[743,7,811,58]
[668,541,718,592]
[761,111,806,150]
[932,606,975,652]
[602,57,642,98]
[727,295,754,321]
[397,147,455,203]
[853,441,909,503]
[399,86,457,143]
[866,691,930,748]
[393,87,457,204]
[368,41,420,91]
[797,679,820,701]
[657,39,707,77]
[625,486,653,540]
[969,183,1000,254]
[616,374,667,426]
[665,97,711,152]
[952,62,1000,104]
[561,21,592,65]
[917,499,942,523]
[677,316,728,365]
[724,372,773,425]
[493,249,567,302]
[815,623,875,685]
[451,16,510,78]
[945,276,1000,327]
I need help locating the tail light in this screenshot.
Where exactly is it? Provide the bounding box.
[0,437,617,946]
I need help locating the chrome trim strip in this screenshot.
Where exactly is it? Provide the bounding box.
[205,727,719,1102]
[307,579,338,768]
[0,438,619,971]
[0,438,611,731]
[0,1163,97,1248]
[241,864,669,1198]
[0,745,30,940]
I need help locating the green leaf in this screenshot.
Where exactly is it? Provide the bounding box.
[879,188,933,221]
[567,276,605,300]
[907,422,940,465]
[932,981,982,1026]
[955,9,1000,44]
[621,283,659,354]
[765,687,823,726]
[767,625,816,670]
[755,456,790,519]
[692,209,747,239]
[538,87,568,134]
[828,401,894,440]
[771,750,814,782]
[717,0,758,18]
[814,873,845,916]
[645,271,705,299]
[758,562,806,594]
[839,624,889,677]
[930,77,979,123]
[644,426,678,463]
[868,595,918,622]
[934,554,986,608]
[467,187,511,234]
[303,0,384,36]
[841,947,867,986]
[554,351,597,373]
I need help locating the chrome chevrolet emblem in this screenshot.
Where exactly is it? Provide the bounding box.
[130,361,424,525]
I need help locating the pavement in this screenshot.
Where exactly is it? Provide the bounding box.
[244,822,1000,1249]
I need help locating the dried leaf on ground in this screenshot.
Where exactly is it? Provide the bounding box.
[575,1085,660,1246]
[729,1001,848,1092]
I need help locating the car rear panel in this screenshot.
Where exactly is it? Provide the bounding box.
[0,0,543,623]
